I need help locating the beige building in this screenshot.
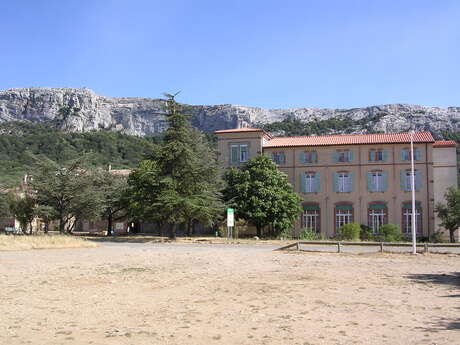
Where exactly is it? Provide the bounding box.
[215,128,458,239]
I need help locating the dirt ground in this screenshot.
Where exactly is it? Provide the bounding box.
[1,242,460,345]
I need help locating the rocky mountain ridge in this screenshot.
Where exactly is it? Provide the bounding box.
[0,87,458,137]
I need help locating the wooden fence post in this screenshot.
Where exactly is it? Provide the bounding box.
[424,243,429,253]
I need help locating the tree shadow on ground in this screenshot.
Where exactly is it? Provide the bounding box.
[406,272,460,289]
[406,272,460,332]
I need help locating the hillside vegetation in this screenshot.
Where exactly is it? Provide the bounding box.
[0,122,159,186]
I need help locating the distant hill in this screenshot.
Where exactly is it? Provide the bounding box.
[0,87,459,138]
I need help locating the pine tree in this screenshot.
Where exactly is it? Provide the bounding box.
[127,94,224,239]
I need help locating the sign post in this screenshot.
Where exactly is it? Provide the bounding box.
[227,208,234,239]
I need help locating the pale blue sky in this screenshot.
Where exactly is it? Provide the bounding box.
[0,0,459,109]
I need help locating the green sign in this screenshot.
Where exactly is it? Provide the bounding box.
[227,208,234,227]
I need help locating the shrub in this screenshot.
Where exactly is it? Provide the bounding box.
[430,231,447,243]
[299,228,320,240]
[278,228,293,240]
[360,224,374,241]
[376,224,402,242]
[336,223,361,241]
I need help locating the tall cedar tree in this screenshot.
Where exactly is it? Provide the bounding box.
[223,155,302,237]
[30,157,101,233]
[435,187,460,242]
[127,94,223,239]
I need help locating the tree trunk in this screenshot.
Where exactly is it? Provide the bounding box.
[169,223,176,240]
[450,229,456,243]
[107,213,113,236]
[187,218,192,237]
[256,225,261,238]
[59,215,65,233]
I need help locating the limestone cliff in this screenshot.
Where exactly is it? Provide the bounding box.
[0,87,458,137]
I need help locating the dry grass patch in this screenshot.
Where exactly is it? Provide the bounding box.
[0,234,98,251]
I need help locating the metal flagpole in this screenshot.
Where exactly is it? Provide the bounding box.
[410,131,417,255]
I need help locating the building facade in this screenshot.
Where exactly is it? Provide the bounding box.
[215,128,458,239]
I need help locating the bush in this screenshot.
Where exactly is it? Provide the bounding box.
[299,228,320,240]
[360,224,374,241]
[430,231,446,243]
[277,228,293,240]
[336,223,361,241]
[376,224,402,242]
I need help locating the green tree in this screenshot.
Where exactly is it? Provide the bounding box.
[223,155,302,238]
[435,187,460,243]
[0,192,12,218]
[8,193,36,234]
[30,157,101,233]
[33,205,56,234]
[93,170,129,236]
[127,94,224,239]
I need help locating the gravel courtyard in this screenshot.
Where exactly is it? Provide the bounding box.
[1,242,460,345]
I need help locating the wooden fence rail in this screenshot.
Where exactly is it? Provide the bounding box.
[276,240,460,253]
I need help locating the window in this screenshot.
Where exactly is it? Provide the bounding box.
[405,171,413,191]
[400,148,421,161]
[302,205,320,233]
[369,149,387,162]
[400,170,421,191]
[402,203,422,234]
[368,171,387,192]
[240,145,248,162]
[368,204,387,233]
[230,144,249,164]
[335,205,353,230]
[335,150,352,163]
[300,172,320,193]
[271,152,286,165]
[335,172,352,193]
[300,151,318,164]
[305,173,315,193]
[401,148,411,161]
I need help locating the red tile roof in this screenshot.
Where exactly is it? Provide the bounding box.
[263,132,435,148]
[433,140,457,148]
[214,127,272,138]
